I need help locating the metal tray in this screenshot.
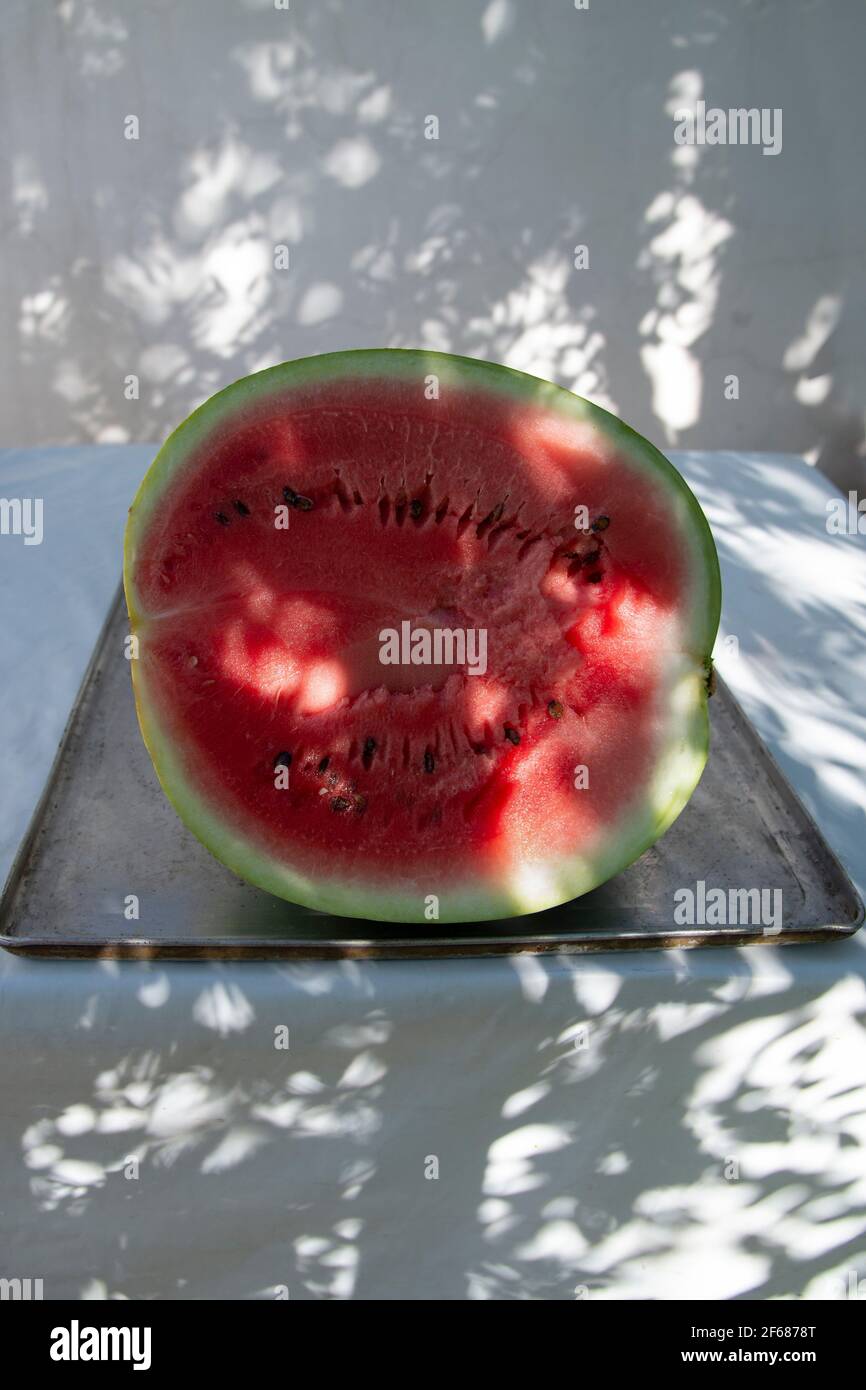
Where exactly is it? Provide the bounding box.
[1,587,862,959]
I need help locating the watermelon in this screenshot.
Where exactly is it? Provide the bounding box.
[124,350,720,923]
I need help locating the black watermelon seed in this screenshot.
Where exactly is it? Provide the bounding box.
[283,486,314,511]
[504,726,520,745]
[331,796,350,813]
[317,756,330,775]
[363,737,377,757]
[273,751,292,768]
[563,551,581,561]
[215,512,230,526]
[424,749,435,774]
[409,499,423,519]
[586,571,603,584]
[233,500,250,516]
[582,549,601,566]
[547,700,564,720]
[592,515,610,532]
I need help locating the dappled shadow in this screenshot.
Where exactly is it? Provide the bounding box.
[1,0,864,487]
[676,448,866,887]
[3,948,865,1299]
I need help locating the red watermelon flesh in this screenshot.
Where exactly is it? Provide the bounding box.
[124,351,720,922]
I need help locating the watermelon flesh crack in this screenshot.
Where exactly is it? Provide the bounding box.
[124,351,721,923]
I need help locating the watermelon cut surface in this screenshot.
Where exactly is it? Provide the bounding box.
[124,350,720,923]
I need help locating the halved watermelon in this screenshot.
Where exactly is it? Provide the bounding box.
[124,350,720,923]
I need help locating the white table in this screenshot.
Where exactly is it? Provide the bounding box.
[1,447,864,1301]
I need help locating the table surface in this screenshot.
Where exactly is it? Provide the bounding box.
[1,445,864,1302]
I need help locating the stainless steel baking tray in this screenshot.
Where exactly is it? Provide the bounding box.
[1,587,862,958]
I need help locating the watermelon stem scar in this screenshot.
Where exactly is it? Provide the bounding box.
[124,350,721,924]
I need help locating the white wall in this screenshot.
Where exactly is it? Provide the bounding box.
[1,0,864,490]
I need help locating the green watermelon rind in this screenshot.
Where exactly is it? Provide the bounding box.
[124,349,720,924]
